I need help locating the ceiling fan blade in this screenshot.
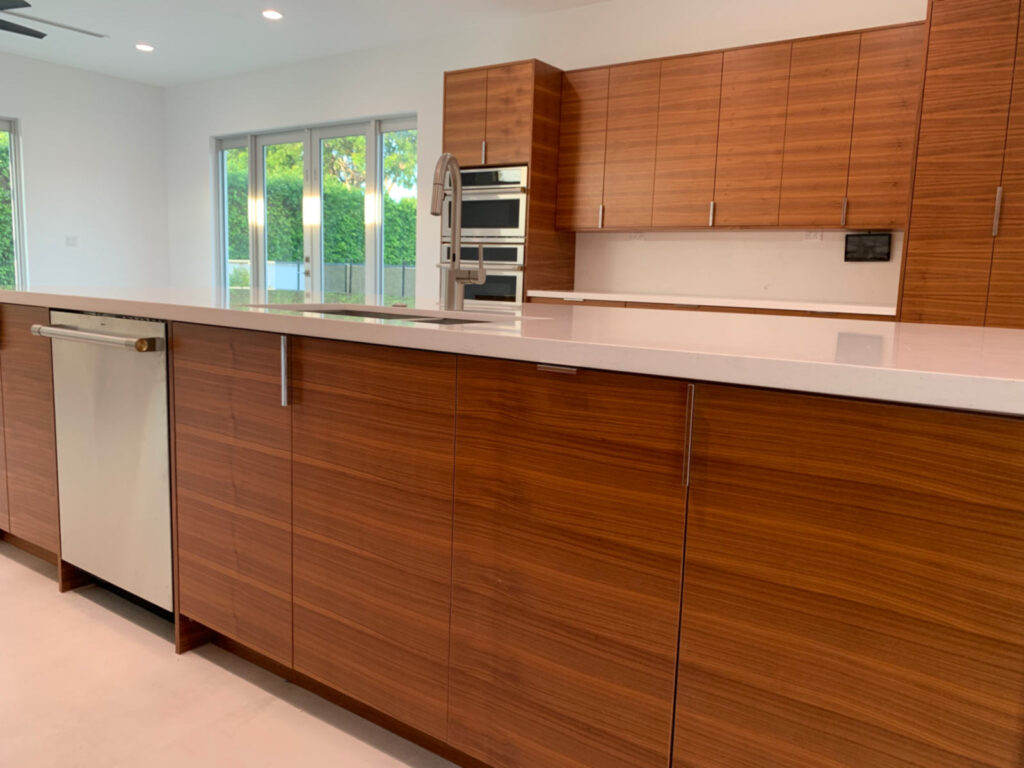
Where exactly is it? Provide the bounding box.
[0,1,31,11]
[0,18,45,38]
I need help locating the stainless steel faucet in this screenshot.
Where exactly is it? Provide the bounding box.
[430,153,485,311]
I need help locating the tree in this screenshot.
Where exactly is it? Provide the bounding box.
[0,131,15,288]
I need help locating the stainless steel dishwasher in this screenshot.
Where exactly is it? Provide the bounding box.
[33,311,172,611]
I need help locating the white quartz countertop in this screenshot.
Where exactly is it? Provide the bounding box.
[528,290,897,316]
[3,288,1024,417]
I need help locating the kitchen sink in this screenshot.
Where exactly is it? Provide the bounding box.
[317,308,431,320]
[247,303,501,324]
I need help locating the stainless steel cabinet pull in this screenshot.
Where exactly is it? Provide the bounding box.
[598,204,605,229]
[481,140,487,164]
[708,200,716,228]
[31,324,160,352]
[684,383,696,487]
[537,364,578,375]
[841,197,849,228]
[280,335,289,407]
[994,186,1005,237]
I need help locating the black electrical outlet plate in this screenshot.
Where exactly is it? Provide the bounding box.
[845,233,892,262]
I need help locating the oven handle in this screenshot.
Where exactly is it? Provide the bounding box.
[437,263,523,272]
[457,187,528,197]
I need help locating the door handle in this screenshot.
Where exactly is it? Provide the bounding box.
[280,335,289,407]
[31,324,161,352]
[994,186,1005,237]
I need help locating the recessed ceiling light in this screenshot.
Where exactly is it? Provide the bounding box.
[262,9,284,20]
[135,43,154,52]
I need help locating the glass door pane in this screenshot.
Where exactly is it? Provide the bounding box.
[320,134,366,304]
[263,140,304,304]
[222,146,250,308]
[382,129,417,305]
[0,128,16,290]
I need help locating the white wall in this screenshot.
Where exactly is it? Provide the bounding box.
[0,52,168,294]
[157,0,926,305]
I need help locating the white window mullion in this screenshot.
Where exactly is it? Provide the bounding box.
[302,128,321,303]
[248,134,264,305]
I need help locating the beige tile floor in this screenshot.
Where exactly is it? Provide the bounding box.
[0,540,458,768]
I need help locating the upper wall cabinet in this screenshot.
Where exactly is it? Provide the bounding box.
[652,52,723,228]
[902,0,1021,325]
[554,23,925,232]
[714,42,793,227]
[443,60,542,167]
[845,24,926,229]
[777,34,860,227]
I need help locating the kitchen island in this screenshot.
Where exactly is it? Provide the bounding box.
[2,289,1024,768]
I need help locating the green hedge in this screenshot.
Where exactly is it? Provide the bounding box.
[0,132,15,288]
[226,169,416,266]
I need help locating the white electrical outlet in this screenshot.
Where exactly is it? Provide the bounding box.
[803,231,824,241]
[65,235,79,248]
[628,232,646,241]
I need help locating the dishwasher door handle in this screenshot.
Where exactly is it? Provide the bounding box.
[31,324,162,352]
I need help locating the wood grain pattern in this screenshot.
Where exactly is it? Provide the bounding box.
[291,338,456,741]
[0,304,59,555]
[601,61,661,229]
[987,8,1024,329]
[902,0,1020,325]
[556,67,610,230]
[171,322,293,667]
[449,356,689,768]
[652,52,723,228]
[778,33,860,227]
[523,60,576,293]
[485,61,535,165]
[713,42,792,226]
[676,383,1024,768]
[444,68,488,167]
[845,24,926,230]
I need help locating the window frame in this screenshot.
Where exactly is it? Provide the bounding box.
[215,115,417,307]
[0,117,28,290]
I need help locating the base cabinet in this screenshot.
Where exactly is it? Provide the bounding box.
[0,304,59,553]
[448,357,690,768]
[675,384,1024,768]
[172,323,293,666]
[290,338,456,740]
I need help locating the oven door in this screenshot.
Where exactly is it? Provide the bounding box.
[443,192,528,240]
[461,268,524,308]
[442,242,524,267]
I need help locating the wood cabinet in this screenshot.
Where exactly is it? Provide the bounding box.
[556,67,610,230]
[987,7,1024,328]
[172,323,293,666]
[601,61,661,228]
[290,339,456,740]
[443,61,538,166]
[675,384,1024,768]
[778,34,860,227]
[902,0,1021,325]
[845,24,926,229]
[448,357,689,768]
[0,304,59,554]
[713,42,793,227]
[652,52,723,228]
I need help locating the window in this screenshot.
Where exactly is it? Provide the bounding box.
[217,118,417,308]
[0,118,26,290]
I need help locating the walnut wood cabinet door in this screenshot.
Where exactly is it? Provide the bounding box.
[556,67,610,230]
[0,364,8,534]
[444,68,488,166]
[290,339,456,741]
[674,384,1024,768]
[713,42,792,227]
[485,61,535,165]
[449,357,690,768]
[0,304,59,553]
[844,23,926,230]
[601,61,661,228]
[902,0,1021,325]
[988,10,1024,328]
[778,33,860,227]
[172,323,292,666]
[652,52,723,228]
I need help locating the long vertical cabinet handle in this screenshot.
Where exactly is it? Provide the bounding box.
[708,201,716,228]
[598,204,605,229]
[841,197,849,228]
[684,383,696,488]
[481,140,487,165]
[994,186,1005,237]
[280,335,289,407]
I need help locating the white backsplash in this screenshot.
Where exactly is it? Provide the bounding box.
[573,229,904,308]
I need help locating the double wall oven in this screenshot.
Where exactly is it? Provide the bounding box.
[442,166,527,309]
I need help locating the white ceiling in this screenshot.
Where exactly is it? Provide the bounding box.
[0,0,608,87]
